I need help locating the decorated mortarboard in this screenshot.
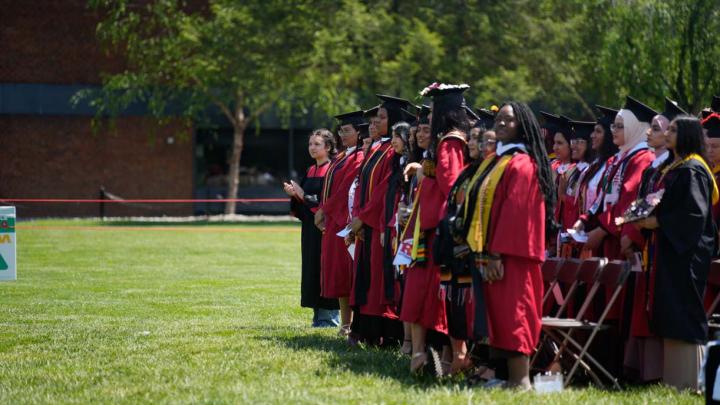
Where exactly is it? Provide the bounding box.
[376,94,411,111]
[569,120,595,141]
[363,104,380,118]
[712,95,720,113]
[464,105,480,121]
[702,113,720,138]
[623,96,658,124]
[474,108,496,130]
[661,98,688,122]
[595,105,619,124]
[419,83,469,109]
[334,110,366,127]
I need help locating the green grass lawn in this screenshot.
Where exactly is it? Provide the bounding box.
[0,219,701,404]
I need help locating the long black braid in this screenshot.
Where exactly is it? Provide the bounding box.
[503,102,557,232]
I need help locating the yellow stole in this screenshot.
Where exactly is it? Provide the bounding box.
[660,153,719,205]
[467,154,513,253]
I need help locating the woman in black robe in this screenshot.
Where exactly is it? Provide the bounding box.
[284,129,340,326]
[635,115,718,390]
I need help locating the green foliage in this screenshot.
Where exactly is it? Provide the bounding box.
[82,0,720,127]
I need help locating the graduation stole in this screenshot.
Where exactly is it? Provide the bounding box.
[321,150,347,203]
[397,182,425,264]
[467,154,513,253]
[659,153,719,205]
[357,142,389,207]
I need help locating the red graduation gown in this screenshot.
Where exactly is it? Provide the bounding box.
[597,149,655,260]
[483,153,545,355]
[596,149,654,319]
[350,140,399,320]
[319,148,364,298]
[400,135,466,333]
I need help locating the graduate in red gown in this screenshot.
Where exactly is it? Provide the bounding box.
[541,112,575,255]
[436,111,496,375]
[379,121,414,354]
[349,95,410,345]
[585,96,656,262]
[464,101,555,389]
[400,83,467,374]
[315,110,366,337]
[579,96,656,376]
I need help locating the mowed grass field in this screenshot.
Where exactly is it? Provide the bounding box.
[0,219,701,404]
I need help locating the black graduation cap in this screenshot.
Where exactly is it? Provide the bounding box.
[595,105,619,124]
[357,123,370,140]
[363,104,380,118]
[661,98,688,122]
[401,108,418,126]
[418,104,431,125]
[464,105,480,121]
[334,110,366,127]
[703,113,720,139]
[474,108,496,130]
[540,111,571,137]
[569,120,595,142]
[376,94,411,111]
[623,96,658,124]
[713,95,720,113]
[702,109,713,120]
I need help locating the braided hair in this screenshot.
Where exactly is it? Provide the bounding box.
[502,102,557,227]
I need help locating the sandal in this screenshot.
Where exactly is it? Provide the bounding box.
[410,352,427,375]
[400,339,412,356]
[337,324,352,338]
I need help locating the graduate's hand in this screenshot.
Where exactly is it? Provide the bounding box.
[291,180,305,199]
[635,216,659,230]
[403,163,422,181]
[379,232,384,247]
[344,233,355,246]
[620,235,634,260]
[350,217,363,234]
[584,227,607,251]
[314,209,325,232]
[282,182,295,197]
[484,257,504,282]
[572,220,584,232]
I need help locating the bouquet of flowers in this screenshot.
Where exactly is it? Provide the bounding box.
[614,189,664,226]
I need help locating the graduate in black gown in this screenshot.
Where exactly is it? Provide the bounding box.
[285,129,340,326]
[634,115,719,390]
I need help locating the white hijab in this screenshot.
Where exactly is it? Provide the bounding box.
[617,109,650,154]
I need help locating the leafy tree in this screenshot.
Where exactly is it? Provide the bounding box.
[81,0,333,214]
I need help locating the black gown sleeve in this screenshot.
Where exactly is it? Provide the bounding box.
[657,166,711,254]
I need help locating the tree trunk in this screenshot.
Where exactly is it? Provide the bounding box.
[225,119,246,215]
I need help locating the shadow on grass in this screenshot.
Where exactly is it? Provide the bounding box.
[267,332,448,387]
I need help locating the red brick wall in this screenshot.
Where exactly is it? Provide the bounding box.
[0,116,194,217]
[0,0,121,84]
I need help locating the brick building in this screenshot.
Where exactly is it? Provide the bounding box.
[0,1,315,218]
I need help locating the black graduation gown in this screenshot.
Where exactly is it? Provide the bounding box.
[652,159,716,344]
[290,162,339,310]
